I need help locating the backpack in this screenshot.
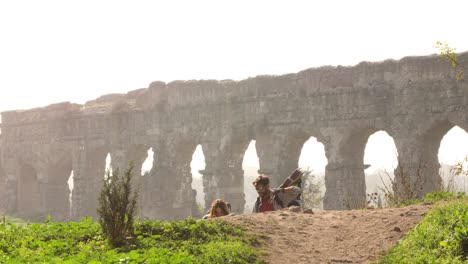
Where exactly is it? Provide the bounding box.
[287,172,302,207]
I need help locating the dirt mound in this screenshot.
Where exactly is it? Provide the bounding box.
[221,203,433,264]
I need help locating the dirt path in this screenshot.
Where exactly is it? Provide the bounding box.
[221,203,433,264]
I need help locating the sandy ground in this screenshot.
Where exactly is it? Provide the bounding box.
[221,203,433,264]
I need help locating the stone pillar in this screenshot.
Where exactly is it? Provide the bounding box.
[0,159,18,214]
[42,161,72,221]
[322,131,368,210]
[14,162,44,219]
[0,165,6,212]
[142,141,196,220]
[255,133,305,187]
[323,163,367,210]
[71,146,108,220]
[35,167,49,218]
[201,138,250,214]
[110,146,147,186]
[393,137,442,199]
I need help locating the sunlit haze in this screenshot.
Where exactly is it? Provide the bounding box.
[1,0,467,180]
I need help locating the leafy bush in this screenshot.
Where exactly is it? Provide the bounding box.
[97,163,139,247]
[378,198,468,263]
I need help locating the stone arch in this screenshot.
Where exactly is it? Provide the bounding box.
[298,136,328,172]
[173,140,199,218]
[255,129,311,187]
[242,140,260,213]
[323,127,384,210]
[392,119,456,199]
[363,131,398,190]
[415,120,454,193]
[108,144,150,218]
[145,138,199,220]
[17,161,42,218]
[45,153,73,221]
[448,110,468,134]
[418,120,468,193]
[201,134,251,215]
[139,146,155,219]
[105,152,112,176]
[71,146,110,220]
[439,126,468,164]
[141,147,155,176]
[190,144,206,215]
[438,126,468,192]
[298,134,328,210]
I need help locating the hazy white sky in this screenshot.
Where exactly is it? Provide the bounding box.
[1,0,468,112]
[1,0,467,173]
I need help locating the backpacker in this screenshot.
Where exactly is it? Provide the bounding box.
[252,169,304,212]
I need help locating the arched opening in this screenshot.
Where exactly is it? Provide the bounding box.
[45,156,73,221]
[17,162,41,215]
[104,153,112,178]
[298,136,327,210]
[70,148,108,220]
[438,126,468,192]
[363,131,398,207]
[68,170,73,219]
[190,145,206,214]
[242,140,260,213]
[141,148,154,176]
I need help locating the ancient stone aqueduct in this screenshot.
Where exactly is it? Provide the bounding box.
[0,52,466,221]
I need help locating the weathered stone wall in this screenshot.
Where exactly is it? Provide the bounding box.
[0,52,467,220]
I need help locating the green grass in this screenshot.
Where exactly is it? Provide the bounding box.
[395,191,466,207]
[378,197,468,263]
[0,217,263,263]
[0,214,28,225]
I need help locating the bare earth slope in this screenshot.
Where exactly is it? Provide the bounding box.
[221,203,433,264]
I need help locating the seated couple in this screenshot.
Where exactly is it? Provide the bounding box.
[204,173,302,218]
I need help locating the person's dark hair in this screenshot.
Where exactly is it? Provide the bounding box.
[253,175,270,187]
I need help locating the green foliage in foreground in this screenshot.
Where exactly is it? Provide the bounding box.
[379,198,468,263]
[0,217,262,264]
[98,165,139,247]
[395,191,466,207]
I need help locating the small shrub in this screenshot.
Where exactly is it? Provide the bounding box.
[97,163,139,247]
[378,158,427,207]
[434,41,465,81]
[301,169,324,210]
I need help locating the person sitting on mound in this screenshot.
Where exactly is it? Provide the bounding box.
[252,175,301,213]
[202,199,231,219]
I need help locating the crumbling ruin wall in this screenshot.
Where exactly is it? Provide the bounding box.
[0,52,467,220]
